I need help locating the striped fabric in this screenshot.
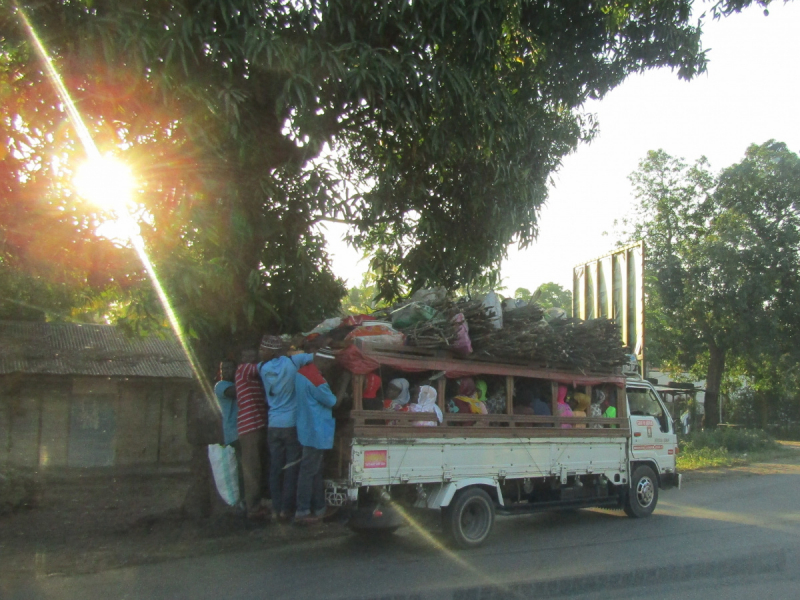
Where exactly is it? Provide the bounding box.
[235,362,267,435]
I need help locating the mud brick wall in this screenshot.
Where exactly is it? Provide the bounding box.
[0,376,193,469]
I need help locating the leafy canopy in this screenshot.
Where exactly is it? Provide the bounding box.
[0,0,769,351]
[515,283,572,316]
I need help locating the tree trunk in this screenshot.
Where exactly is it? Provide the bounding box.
[182,389,224,518]
[704,342,725,429]
[757,391,770,430]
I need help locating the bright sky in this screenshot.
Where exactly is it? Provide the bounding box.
[323,2,800,294]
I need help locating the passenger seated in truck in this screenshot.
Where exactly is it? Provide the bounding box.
[444,379,479,425]
[384,378,411,412]
[588,389,605,429]
[599,391,618,428]
[362,373,383,411]
[514,384,551,426]
[408,385,442,426]
[480,379,508,414]
[476,380,488,403]
[454,378,488,414]
[556,384,573,428]
[571,392,591,428]
[513,394,535,427]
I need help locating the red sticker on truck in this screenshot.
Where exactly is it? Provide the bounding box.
[364,450,387,468]
[633,445,664,451]
[636,420,654,426]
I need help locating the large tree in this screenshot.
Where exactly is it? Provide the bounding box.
[628,141,800,428]
[1,0,770,363]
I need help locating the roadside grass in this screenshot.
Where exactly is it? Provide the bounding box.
[677,428,792,471]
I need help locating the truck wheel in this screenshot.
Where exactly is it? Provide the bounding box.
[445,487,495,549]
[624,465,658,518]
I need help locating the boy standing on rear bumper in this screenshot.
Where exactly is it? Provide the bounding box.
[294,353,337,525]
[258,335,314,522]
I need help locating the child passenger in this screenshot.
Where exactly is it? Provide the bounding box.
[409,385,443,426]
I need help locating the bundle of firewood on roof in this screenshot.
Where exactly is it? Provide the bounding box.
[388,297,493,349]
[471,315,628,372]
[386,293,626,371]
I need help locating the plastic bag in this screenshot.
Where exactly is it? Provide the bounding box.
[543,307,567,323]
[342,314,376,327]
[482,291,503,329]
[451,313,473,355]
[303,317,343,337]
[502,298,527,312]
[207,444,240,506]
[335,345,381,375]
[409,287,447,304]
[391,303,438,329]
[345,322,405,348]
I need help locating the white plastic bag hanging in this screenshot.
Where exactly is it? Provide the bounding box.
[482,291,503,329]
[207,444,240,506]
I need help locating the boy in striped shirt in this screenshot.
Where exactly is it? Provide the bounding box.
[235,348,269,521]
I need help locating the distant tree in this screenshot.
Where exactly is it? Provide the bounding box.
[514,288,533,303]
[628,142,800,428]
[531,283,573,316]
[340,273,391,316]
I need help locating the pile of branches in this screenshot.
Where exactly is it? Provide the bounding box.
[371,293,627,372]
[469,303,544,345]
[473,316,628,372]
[391,298,492,349]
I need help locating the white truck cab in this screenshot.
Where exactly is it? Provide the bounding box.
[626,378,681,486]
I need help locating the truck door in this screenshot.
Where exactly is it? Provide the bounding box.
[627,384,678,471]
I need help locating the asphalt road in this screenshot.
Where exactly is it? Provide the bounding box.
[6,462,800,600]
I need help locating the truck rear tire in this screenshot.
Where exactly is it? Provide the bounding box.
[624,465,658,518]
[445,487,495,549]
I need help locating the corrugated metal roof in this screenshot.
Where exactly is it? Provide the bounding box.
[0,321,194,379]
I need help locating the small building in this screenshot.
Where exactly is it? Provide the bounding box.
[0,320,195,469]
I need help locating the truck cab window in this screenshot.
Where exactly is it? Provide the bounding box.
[627,388,669,432]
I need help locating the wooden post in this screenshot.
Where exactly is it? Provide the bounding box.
[352,374,364,411]
[551,381,560,427]
[437,377,447,414]
[506,376,514,415]
[616,384,627,420]
[585,385,593,427]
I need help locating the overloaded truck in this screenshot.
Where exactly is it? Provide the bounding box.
[321,242,679,547]
[324,342,680,548]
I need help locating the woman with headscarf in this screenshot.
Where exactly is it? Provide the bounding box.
[454,377,488,415]
[458,378,477,398]
[571,392,591,428]
[556,384,573,429]
[362,373,383,411]
[409,385,443,426]
[588,389,605,429]
[384,378,411,411]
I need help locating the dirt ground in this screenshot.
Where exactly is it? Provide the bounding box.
[0,467,349,579]
[4,446,800,580]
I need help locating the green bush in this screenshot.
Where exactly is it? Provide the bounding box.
[679,428,779,454]
[677,446,734,471]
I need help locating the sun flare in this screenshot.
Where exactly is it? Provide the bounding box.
[73,155,135,213]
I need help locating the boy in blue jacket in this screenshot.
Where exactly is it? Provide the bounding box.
[293,352,337,525]
[258,335,314,521]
